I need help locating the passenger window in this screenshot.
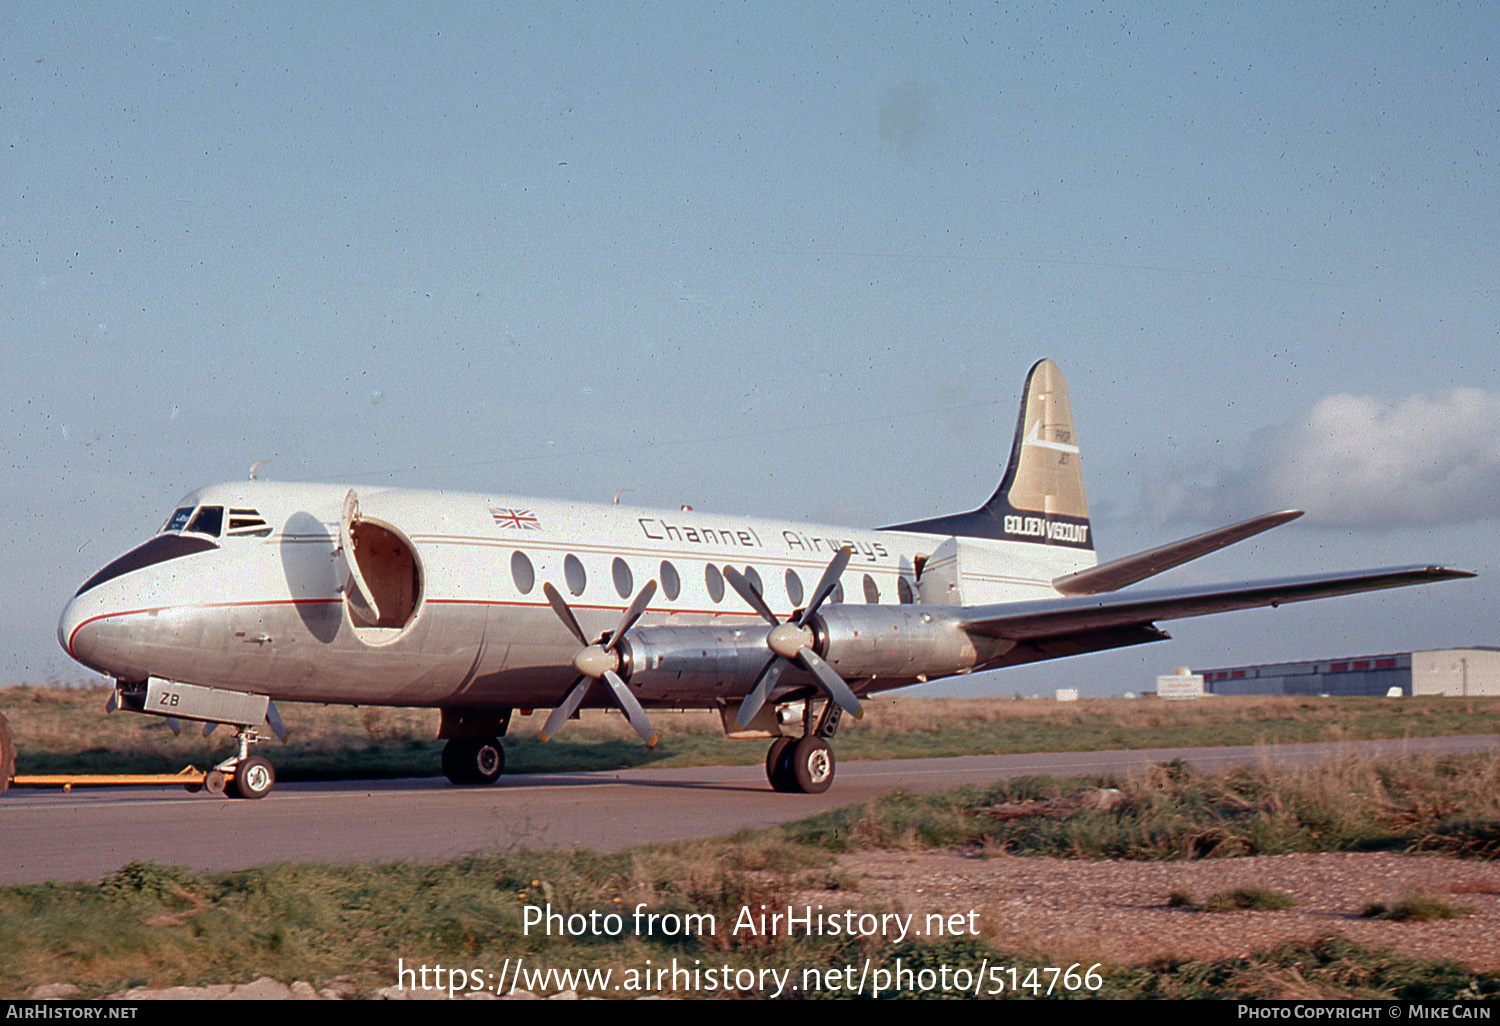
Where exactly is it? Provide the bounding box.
[511,551,535,595]
[897,577,915,604]
[743,566,763,597]
[784,569,804,607]
[863,574,879,604]
[187,506,223,537]
[660,560,681,601]
[831,581,844,604]
[705,564,725,603]
[564,554,587,596]
[612,557,634,598]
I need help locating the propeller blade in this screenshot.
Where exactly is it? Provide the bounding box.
[724,567,779,626]
[165,716,182,736]
[203,721,220,738]
[735,655,787,728]
[542,582,589,646]
[799,547,852,626]
[539,676,590,742]
[796,648,863,720]
[607,580,658,652]
[105,690,119,713]
[603,670,658,747]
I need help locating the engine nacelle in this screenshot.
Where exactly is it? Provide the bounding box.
[813,605,1010,683]
[619,606,1011,700]
[622,623,778,699]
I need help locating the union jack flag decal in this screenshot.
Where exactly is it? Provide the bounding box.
[490,507,541,530]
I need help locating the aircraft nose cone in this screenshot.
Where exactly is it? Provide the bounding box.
[58,594,86,656]
[58,590,113,674]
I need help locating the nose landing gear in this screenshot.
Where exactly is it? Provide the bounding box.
[216,727,276,800]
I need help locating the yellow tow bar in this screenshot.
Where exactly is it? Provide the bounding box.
[7,766,228,795]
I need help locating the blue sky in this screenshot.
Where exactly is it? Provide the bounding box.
[5,2,1497,697]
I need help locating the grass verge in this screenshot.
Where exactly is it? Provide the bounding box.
[780,753,1500,860]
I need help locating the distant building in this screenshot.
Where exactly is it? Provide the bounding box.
[1196,647,1500,697]
[1055,688,1079,702]
[1156,667,1205,700]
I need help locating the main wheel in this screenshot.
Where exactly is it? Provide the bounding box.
[765,737,794,792]
[442,737,505,786]
[230,755,275,800]
[789,737,835,794]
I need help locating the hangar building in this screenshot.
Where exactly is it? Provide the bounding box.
[1196,647,1500,698]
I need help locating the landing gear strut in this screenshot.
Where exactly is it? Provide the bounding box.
[216,726,276,800]
[765,700,842,794]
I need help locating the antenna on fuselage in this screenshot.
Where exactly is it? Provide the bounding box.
[248,459,273,481]
[613,488,634,505]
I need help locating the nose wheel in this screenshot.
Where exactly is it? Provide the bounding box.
[215,727,276,800]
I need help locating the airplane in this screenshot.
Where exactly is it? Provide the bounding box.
[55,359,1474,800]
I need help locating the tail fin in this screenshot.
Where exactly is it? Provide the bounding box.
[884,358,1093,550]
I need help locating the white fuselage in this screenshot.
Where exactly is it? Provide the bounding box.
[58,481,1094,710]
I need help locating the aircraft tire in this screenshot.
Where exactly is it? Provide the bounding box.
[765,737,794,792]
[0,713,13,794]
[789,737,834,795]
[443,737,505,786]
[230,756,275,800]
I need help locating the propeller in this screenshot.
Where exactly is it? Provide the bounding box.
[726,547,863,729]
[539,579,660,746]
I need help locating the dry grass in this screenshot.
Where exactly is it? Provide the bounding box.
[785,751,1500,861]
[1362,893,1476,922]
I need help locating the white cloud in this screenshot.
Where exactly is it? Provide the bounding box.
[1150,387,1500,528]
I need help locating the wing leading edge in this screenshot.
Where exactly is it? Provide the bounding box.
[962,564,1475,651]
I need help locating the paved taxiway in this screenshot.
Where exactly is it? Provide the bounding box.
[3,734,1496,886]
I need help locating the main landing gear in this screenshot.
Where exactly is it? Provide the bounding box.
[442,736,505,785]
[766,700,842,794]
[439,708,511,787]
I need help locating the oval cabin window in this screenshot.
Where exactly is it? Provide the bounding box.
[564,554,587,596]
[511,551,535,595]
[612,557,634,598]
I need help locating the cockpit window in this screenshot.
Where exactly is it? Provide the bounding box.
[226,508,272,537]
[162,507,194,533]
[186,506,224,537]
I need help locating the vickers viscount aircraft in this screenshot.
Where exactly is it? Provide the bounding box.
[56,360,1473,799]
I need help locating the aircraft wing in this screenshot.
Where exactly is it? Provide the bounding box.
[961,564,1475,643]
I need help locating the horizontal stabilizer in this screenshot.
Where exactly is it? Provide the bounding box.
[1052,511,1304,595]
[964,565,1475,642]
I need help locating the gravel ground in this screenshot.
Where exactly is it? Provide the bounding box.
[829,850,1500,970]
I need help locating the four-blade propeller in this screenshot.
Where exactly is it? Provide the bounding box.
[540,579,660,746]
[726,547,862,729]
